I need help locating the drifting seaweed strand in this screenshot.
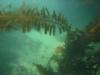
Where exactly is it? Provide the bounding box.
[0,4,69,35]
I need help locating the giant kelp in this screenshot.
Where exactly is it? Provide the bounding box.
[0,3,68,35]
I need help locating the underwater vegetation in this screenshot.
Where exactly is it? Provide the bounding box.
[32,16,100,75]
[60,17,100,75]
[0,2,100,75]
[0,3,68,35]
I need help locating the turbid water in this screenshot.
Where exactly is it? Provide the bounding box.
[0,0,100,75]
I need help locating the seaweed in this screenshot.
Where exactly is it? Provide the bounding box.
[58,17,100,75]
[0,3,68,35]
[0,2,100,75]
[33,16,100,75]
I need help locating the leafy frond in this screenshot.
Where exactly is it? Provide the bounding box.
[0,3,69,35]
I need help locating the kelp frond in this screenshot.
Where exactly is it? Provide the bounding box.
[0,3,69,35]
[86,18,100,33]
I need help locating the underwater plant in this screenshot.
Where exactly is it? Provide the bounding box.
[58,16,100,75]
[0,3,69,35]
[0,1,100,75]
[32,16,100,75]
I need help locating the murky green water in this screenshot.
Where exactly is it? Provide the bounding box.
[0,0,100,75]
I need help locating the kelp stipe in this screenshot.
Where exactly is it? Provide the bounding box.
[0,3,69,35]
